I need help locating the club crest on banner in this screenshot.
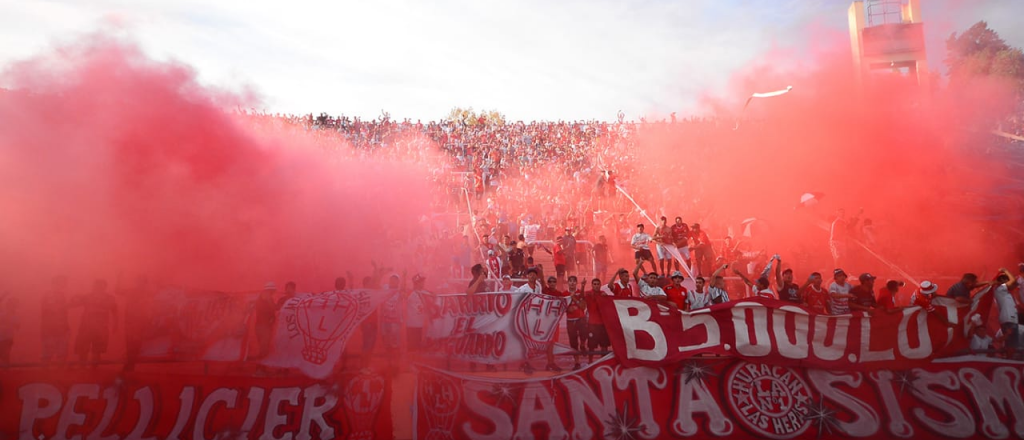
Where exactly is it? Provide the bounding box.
[264,289,390,379]
[514,292,568,359]
[342,370,387,440]
[296,292,360,365]
[418,370,462,440]
[725,362,813,439]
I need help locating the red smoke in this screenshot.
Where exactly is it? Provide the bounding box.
[621,48,1021,280]
[0,35,435,293]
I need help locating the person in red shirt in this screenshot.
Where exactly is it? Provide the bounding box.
[564,276,588,369]
[690,223,715,278]
[553,236,568,283]
[664,271,688,311]
[911,281,938,311]
[800,272,828,314]
[670,217,692,272]
[876,280,905,313]
[607,268,634,298]
[584,278,611,363]
[542,276,566,372]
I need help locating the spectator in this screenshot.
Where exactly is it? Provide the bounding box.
[993,268,1021,359]
[654,216,675,275]
[670,217,692,272]
[40,276,71,367]
[406,274,428,351]
[734,256,778,299]
[827,269,855,315]
[515,267,543,294]
[634,268,669,304]
[253,282,278,359]
[607,268,634,298]
[849,273,878,312]
[969,325,993,354]
[593,235,610,280]
[0,295,19,368]
[877,280,904,313]
[664,271,689,310]
[630,224,657,275]
[691,223,715,277]
[946,273,990,305]
[584,278,611,363]
[466,264,488,295]
[687,277,711,310]
[801,272,828,313]
[564,276,587,369]
[775,259,802,304]
[72,280,119,367]
[911,281,939,311]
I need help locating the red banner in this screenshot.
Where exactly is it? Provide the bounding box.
[415,356,1024,439]
[0,369,393,440]
[597,296,979,369]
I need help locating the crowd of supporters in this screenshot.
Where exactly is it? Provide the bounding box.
[3,110,1023,372]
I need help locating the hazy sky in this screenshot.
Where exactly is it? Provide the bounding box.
[1,0,1021,121]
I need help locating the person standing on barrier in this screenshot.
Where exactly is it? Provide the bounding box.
[671,217,691,273]
[690,223,714,277]
[630,224,657,275]
[654,216,674,276]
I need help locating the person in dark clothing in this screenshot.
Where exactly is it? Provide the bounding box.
[72,280,119,367]
[253,282,278,359]
[849,273,878,312]
[40,276,71,367]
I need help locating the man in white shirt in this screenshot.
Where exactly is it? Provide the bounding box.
[734,268,777,299]
[993,268,1020,358]
[969,325,993,354]
[631,223,657,275]
[635,270,666,299]
[687,277,711,310]
[515,267,543,294]
[1016,263,1024,305]
[828,269,855,315]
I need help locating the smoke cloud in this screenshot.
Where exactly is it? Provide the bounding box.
[0,35,435,293]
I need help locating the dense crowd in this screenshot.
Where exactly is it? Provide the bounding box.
[3,111,1023,373]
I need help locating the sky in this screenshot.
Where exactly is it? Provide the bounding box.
[1,0,1021,121]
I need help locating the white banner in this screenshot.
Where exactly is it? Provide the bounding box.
[420,291,569,364]
[262,289,395,379]
[139,289,254,362]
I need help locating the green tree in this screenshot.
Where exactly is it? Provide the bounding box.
[445,107,506,126]
[945,21,1024,93]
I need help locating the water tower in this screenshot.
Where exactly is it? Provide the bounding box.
[848,0,929,87]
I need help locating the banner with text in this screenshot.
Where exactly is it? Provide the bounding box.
[1,369,393,440]
[420,291,569,364]
[414,356,1024,440]
[137,288,255,362]
[598,297,982,370]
